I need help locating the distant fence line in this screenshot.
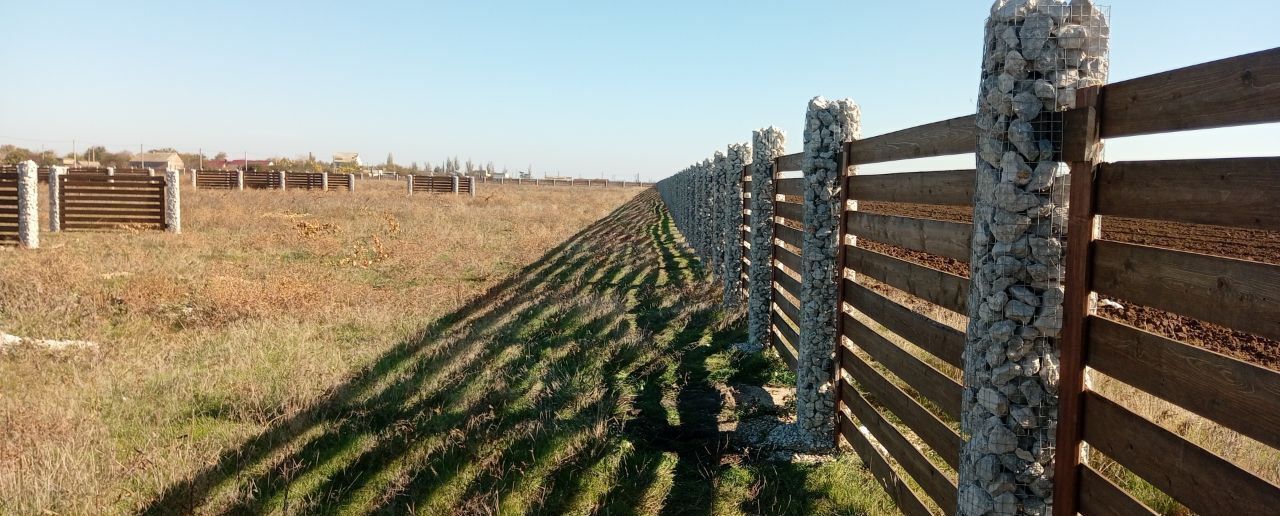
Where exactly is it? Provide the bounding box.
[1,164,182,247]
[656,4,1280,513]
[194,170,355,192]
[408,175,475,196]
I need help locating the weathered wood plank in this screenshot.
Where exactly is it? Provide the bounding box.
[842,382,957,511]
[774,286,800,327]
[776,178,805,197]
[846,115,977,165]
[1101,47,1280,138]
[844,314,962,421]
[775,246,802,275]
[1082,391,1280,515]
[774,265,801,300]
[775,200,804,222]
[841,347,961,468]
[772,321,799,370]
[1078,464,1158,516]
[1095,158,1280,231]
[1087,316,1280,450]
[847,169,975,206]
[844,280,963,368]
[845,246,969,314]
[846,211,973,262]
[1091,240,1280,341]
[775,224,803,249]
[777,153,804,172]
[837,411,934,516]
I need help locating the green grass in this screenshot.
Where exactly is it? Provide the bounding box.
[137,191,900,515]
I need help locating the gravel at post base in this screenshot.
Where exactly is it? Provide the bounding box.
[854,200,1280,370]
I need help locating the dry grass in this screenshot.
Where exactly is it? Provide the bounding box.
[0,179,644,514]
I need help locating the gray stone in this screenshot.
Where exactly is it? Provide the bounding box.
[993,361,1022,385]
[1020,13,1055,59]
[1007,119,1037,159]
[960,482,996,516]
[993,492,1020,515]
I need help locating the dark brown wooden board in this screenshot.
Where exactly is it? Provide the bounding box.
[837,411,934,516]
[843,314,962,421]
[846,211,973,262]
[774,287,801,327]
[1091,240,1280,342]
[776,178,805,197]
[1082,391,1280,516]
[846,115,977,165]
[1087,315,1280,450]
[845,246,969,314]
[841,348,962,468]
[774,265,802,299]
[844,280,963,368]
[847,169,975,207]
[1101,47,1280,138]
[841,381,957,511]
[777,153,804,172]
[1077,465,1159,516]
[775,224,803,249]
[775,246,803,275]
[775,200,804,222]
[1095,158,1280,231]
[772,323,800,370]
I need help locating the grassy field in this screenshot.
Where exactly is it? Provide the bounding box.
[1,181,898,514]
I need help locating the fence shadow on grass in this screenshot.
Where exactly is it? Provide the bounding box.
[139,190,744,515]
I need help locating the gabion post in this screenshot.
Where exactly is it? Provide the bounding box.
[748,128,786,351]
[321,172,329,191]
[958,2,1109,516]
[710,152,727,281]
[407,175,414,194]
[48,166,66,232]
[348,173,356,193]
[237,170,245,190]
[795,97,859,448]
[190,169,197,187]
[452,176,460,194]
[277,171,287,191]
[164,168,181,234]
[723,143,751,308]
[17,161,38,248]
[147,167,156,177]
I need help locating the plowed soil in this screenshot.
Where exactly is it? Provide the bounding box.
[854,201,1280,370]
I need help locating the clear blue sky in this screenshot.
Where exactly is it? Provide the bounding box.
[1,1,1276,180]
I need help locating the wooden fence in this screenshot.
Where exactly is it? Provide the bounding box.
[409,175,474,194]
[195,170,238,190]
[244,171,280,189]
[1052,47,1280,516]
[477,177,650,187]
[0,168,18,243]
[663,46,1280,515]
[739,169,751,300]
[58,174,168,231]
[285,172,325,190]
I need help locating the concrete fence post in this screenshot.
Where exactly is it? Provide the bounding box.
[236,170,245,190]
[17,161,38,248]
[48,166,66,232]
[106,166,115,184]
[407,175,414,194]
[723,143,751,308]
[958,3,1110,516]
[748,127,786,351]
[348,173,356,193]
[469,178,476,197]
[191,169,197,187]
[321,172,329,191]
[164,168,181,234]
[452,176,460,194]
[147,167,156,177]
[277,171,287,191]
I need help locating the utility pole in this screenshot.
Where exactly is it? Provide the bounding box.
[72,139,77,167]
[198,147,203,170]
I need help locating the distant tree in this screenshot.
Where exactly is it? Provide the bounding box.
[464,158,474,176]
[386,153,394,166]
[147,147,177,153]
[485,162,495,176]
[213,152,228,161]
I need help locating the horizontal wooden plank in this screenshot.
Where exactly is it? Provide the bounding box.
[847,211,972,262]
[62,195,162,203]
[841,349,960,469]
[1078,464,1159,516]
[742,197,751,209]
[775,246,802,275]
[1082,391,1280,515]
[1087,316,1280,450]
[846,115,977,165]
[64,216,163,224]
[64,210,163,218]
[774,286,800,327]
[846,246,969,314]
[841,382,956,511]
[771,323,799,370]
[844,314,961,421]
[775,200,804,224]
[1101,47,1280,138]
[848,169,975,206]
[1091,240,1280,341]
[774,265,801,300]
[776,178,804,197]
[63,202,162,210]
[1095,158,1280,231]
[837,408,933,516]
[775,224,803,249]
[777,153,804,172]
[844,280,963,368]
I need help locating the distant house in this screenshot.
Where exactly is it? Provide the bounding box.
[128,152,184,170]
[333,152,362,167]
[61,158,101,168]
